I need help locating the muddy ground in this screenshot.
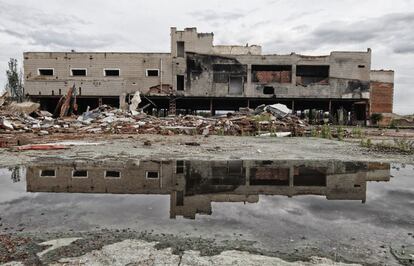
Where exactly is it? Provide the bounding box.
[0,132,413,265]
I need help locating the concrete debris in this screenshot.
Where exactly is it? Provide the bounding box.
[8,101,40,115]
[264,103,291,118]
[129,91,142,115]
[0,104,308,138]
[16,144,69,151]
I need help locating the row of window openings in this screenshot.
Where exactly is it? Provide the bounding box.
[37,68,160,77]
[39,169,160,179]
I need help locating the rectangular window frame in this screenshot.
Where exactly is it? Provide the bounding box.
[104,170,122,179]
[70,68,88,77]
[72,169,88,179]
[146,69,160,77]
[103,68,120,77]
[37,68,54,76]
[145,171,160,179]
[39,169,56,178]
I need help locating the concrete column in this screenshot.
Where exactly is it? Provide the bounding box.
[291,65,297,86]
[291,100,295,112]
[119,93,127,111]
[246,64,252,96]
[98,97,102,107]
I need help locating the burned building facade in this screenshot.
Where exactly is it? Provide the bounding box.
[24,27,394,123]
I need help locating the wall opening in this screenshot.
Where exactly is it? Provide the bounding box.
[104,69,120,76]
[176,160,184,174]
[176,191,184,206]
[105,170,121,179]
[252,65,292,83]
[146,69,159,77]
[293,167,326,186]
[296,65,329,86]
[146,171,159,179]
[71,68,87,76]
[38,68,54,76]
[72,170,88,178]
[229,76,243,95]
[40,169,56,177]
[263,86,275,95]
[177,75,184,90]
[177,41,185,57]
[250,168,289,186]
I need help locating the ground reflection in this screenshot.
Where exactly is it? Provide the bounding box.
[26,159,391,219]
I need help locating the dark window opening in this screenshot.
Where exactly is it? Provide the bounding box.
[358,65,365,68]
[38,69,54,76]
[105,170,121,178]
[40,169,55,177]
[73,170,88,178]
[263,86,275,94]
[177,41,185,57]
[71,69,87,76]
[104,69,120,76]
[146,69,159,77]
[293,167,326,186]
[146,171,159,179]
[176,160,184,174]
[176,191,184,206]
[213,64,247,84]
[296,65,329,86]
[354,184,361,188]
[177,75,184,90]
[252,65,292,83]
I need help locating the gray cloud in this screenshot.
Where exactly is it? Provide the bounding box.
[187,9,246,21]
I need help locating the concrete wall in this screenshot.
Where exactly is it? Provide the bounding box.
[24,52,172,97]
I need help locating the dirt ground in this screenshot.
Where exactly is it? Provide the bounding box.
[0,132,413,168]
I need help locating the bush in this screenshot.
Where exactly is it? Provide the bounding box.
[370,113,383,125]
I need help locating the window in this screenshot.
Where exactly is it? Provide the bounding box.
[71,68,87,76]
[40,169,56,177]
[263,86,275,95]
[296,65,329,86]
[72,170,88,178]
[176,161,184,174]
[146,69,159,77]
[177,75,184,91]
[146,171,159,179]
[358,65,366,68]
[177,41,185,57]
[38,68,54,76]
[105,170,121,179]
[104,68,120,76]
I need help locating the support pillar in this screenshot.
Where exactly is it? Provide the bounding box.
[246,64,252,96]
[291,65,297,86]
[98,97,103,107]
[291,100,295,112]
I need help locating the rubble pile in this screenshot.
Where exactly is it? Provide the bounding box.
[0,102,308,137]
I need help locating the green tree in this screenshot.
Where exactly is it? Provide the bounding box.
[5,58,24,102]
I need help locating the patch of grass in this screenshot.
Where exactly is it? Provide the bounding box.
[360,137,414,154]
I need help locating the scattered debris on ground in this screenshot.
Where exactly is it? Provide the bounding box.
[0,103,308,137]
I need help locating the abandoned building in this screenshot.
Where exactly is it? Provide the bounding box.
[26,159,390,219]
[23,27,394,124]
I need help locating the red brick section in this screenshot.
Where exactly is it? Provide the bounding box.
[370,81,393,114]
[255,71,291,83]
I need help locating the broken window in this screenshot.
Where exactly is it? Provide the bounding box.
[358,65,365,68]
[71,68,87,76]
[177,41,185,57]
[146,69,159,77]
[105,170,121,179]
[213,64,247,84]
[177,75,184,90]
[38,68,54,76]
[40,169,55,177]
[252,65,291,83]
[296,65,329,86]
[104,69,120,76]
[229,76,243,95]
[146,171,159,179]
[293,167,326,186]
[72,170,88,178]
[176,160,184,174]
[263,86,275,95]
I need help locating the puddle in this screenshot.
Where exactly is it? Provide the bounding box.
[0,159,413,263]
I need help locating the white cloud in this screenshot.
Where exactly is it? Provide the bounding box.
[0,0,413,114]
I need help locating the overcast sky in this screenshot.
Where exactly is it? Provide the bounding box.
[0,0,413,114]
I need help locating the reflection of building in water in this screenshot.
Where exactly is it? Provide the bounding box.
[26,159,391,219]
